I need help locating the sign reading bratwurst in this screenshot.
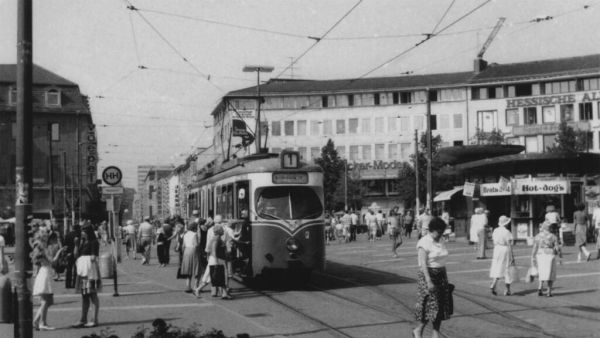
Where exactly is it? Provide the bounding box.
[513,180,569,195]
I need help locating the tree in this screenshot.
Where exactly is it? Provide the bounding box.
[315,139,344,211]
[547,121,589,153]
[471,128,505,145]
[333,169,366,211]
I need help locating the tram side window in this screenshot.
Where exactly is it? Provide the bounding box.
[236,181,250,219]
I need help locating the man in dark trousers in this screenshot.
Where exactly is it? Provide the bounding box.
[63,221,82,288]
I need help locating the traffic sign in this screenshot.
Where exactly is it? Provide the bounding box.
[102,166,122,186]
[102,186,123,195]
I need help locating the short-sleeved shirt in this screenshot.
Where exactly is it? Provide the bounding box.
[0,235,4,248]
[416,234,448,268]
[573,210,588,226]
[182,231,198,248]
[350,214,359,225]
[545,211,561,224]
[492,226,512,246]
[535,231,559,250]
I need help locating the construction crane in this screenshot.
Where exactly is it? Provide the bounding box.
[477,17,506,58]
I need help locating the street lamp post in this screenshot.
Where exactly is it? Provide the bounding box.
[243,65,274,153]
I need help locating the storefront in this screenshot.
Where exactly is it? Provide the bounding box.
[455,152,600,242]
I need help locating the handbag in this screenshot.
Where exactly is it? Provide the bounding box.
[52,248,69,273]
[506,264,519,284]
[526,266,538,283]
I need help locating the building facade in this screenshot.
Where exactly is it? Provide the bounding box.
[208,53,600,212]
[0,64,97,219]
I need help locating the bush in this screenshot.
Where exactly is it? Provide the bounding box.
[84,319,233,338]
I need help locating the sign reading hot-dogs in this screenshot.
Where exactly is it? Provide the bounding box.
[513,180,569,195]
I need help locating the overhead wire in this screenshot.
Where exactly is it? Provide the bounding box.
[354,0,493,80]
[274,0,365,79]
[128,10,142,65]
[431,0,456,34]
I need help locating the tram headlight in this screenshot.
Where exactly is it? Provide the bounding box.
[286,237,300,253]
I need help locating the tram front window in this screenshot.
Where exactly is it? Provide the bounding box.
[257,187,322,220]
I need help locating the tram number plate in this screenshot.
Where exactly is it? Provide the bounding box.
[272,172,308,184]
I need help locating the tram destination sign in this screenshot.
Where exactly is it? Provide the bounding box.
[272,172,308,184]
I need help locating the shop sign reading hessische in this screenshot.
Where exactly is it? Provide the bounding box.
[505,91,600,108]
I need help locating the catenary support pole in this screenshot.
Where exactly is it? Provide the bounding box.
[426,88,433,212]
[414,129,420,213]
[63,151,68,235]
[15,0,34,336]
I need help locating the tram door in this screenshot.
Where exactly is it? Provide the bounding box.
[235,181,251,275]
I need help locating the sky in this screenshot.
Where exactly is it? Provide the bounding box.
[0,0,599,188]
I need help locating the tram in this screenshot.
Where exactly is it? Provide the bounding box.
[188,150,325,280]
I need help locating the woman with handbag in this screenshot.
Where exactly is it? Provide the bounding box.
[489,216,515,296]
[531,221,561,297]
[31,228,63,331]
[72,224,102,328]
[413,217,452,338]
[207,225,232,300]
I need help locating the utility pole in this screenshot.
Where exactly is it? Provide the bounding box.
[77,111,82,221]
[71,166,75,225]
[48,123,55,208]
[344,160,348,211]
[15,0,34,336]
[426,88,433,212]
[242,65,273,153]
[62,151,68,235]
[414,129,420,213]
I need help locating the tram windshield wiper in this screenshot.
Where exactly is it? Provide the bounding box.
[258,211,285,221]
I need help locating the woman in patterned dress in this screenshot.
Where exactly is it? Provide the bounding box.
[531,221,562,297]
[413,217,452,338]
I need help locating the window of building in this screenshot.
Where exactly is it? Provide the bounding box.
[50,123,60,141]
[400,92,411,104]
[310,147,320,160]
[583,131,593,150]
[544,80,576,94]
[414,116,424,130]
[542,106,556,123]
[506,85,516,98]
[349,118,358,134]
[363,179,386,196]
[392,92,399,104]
[335,95,348,107]
[453,140,463,146]
[8,87,17,105]
[525,136,538,153]
[284,121,294,136]
[387,180,400,195]
[375,144,385,160]
[361,93,375,106]
[471,87,480,100]
[453,114,462,129]
[336,146,346,158]
[477,110,497,132]
[524,107,537,125]
[439,88,465,101]
[400,143,411,159]
[362,145,371,161]
[531,83,540,96]
[271,121,281,136]
[515,83,532,97]
[45,89,61,106]
[348,95,354,106]
[428,90,438,102]
[323,119,332,134]
[297,120,307,136]
[478,87,488,100]
[506,109,519,126]
[336,119,345,134]
[310,120,320,135]
[437,115,449,130]
[361,118,371,134]
[429,114,437,130]
[321,96,328,108]
[543,134,555,152]
[298,147,307,160]
[374,117,384,133]
[388,117,397,132]
[579,102,593,120]
[582,78,600,91]
[374,93,380,105]
[349,145,359,161]
[388,143,398,159]
[560,104,574,122]
[400,116,409,131]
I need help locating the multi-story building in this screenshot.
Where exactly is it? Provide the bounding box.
[141,167,172,219]
[0,64,97,219]
[208,53,600,211]
[134,164,173,220]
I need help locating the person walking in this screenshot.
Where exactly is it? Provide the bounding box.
[137,216,155,265]
[544,205,561,243]
[489,216,515,296]
[341,210,351,243]
[122,220,137,259]
[417,208,433,240]
[72,224,101,328]
[156,226,168,267]
[180,221,201,294]
[470,208,488,259]
[64,222,82,289]
[413,217,452,338]
[573,203,592,262]
[365,210,377,242]
[31,228,62,331]
[47,221,62,281]
[376,210,385,240]
[0,232,7,275]
[404,210,414,238]
[389,210,402,257]
[593,202,600,260]
[350,211,359,242]
[207,224,232,299]
[531,221,562,297]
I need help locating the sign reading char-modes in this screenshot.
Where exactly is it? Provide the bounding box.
[102,166,122,186]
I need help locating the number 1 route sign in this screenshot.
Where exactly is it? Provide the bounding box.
[102,166,122,186]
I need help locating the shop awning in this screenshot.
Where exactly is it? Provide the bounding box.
[434,187,463,202]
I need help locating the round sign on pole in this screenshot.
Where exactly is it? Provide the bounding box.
[102,166,122,186]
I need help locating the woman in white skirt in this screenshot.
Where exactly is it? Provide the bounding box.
[489,216,514,296]
[531,221,562,297]
[72,224,102,328]
[31,228,62,330]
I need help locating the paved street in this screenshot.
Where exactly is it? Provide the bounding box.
[1,234,599,337]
